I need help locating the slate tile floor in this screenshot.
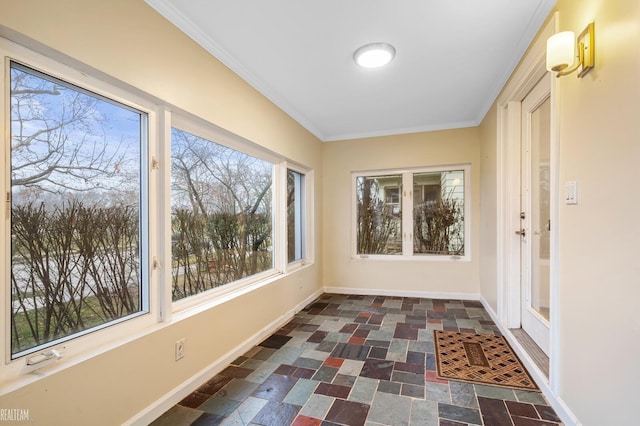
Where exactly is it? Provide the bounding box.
[151,294,562,426]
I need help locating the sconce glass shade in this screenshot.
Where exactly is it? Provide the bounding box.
[546,31,576,72]
[353,42,396,68]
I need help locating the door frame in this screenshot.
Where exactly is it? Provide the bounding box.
[496,12,559,389]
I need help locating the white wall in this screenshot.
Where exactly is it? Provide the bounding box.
[0,1,323,425]
[479,0,640,424]
[323,128,481,296]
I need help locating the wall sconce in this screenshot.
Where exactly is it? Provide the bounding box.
[546,22,595,78]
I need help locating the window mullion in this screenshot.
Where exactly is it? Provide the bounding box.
[402,172,414,256]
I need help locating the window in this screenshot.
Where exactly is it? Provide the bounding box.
[287,169,305,263]
[170,127,274,301]
[356,174,402,255]
[354,166,469,259]
[9,62,148,359]
[2,40,313,381]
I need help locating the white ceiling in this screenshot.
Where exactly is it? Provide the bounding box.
[145,0,556,142]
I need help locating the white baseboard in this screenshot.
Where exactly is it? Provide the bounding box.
[323,286,481,302]
[478,295,581,426]
[124,288,323,426]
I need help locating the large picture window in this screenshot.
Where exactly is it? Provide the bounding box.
[355,166,469,259]
[9,62,148,358]
[171,128,274,301]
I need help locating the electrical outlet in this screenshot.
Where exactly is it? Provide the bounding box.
[175,338,185,361]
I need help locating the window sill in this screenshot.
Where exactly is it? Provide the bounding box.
[351,254,470,262]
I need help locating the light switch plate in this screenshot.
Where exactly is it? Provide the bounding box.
[565,181,578,205]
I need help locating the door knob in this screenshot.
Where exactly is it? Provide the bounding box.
[515,229,526,237]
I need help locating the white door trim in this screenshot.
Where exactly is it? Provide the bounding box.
[497,12,559,391]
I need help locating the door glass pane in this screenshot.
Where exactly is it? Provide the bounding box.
[356,174,402,255]
[413,171,464,255]
[10,62,146,358]
[530,97,551,321]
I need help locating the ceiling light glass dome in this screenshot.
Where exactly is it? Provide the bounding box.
[353,42,396,68]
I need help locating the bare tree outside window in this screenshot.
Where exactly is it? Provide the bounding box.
[356,175,401,255]
[9,63,146,358]
[171,128,273,301]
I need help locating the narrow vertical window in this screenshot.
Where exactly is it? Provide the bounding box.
[9,62,148,358]
[171,128,274,301]
[287,169,305,263]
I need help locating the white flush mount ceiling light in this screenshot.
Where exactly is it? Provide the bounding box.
[353,42,396,68]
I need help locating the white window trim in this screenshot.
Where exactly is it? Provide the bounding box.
[283,162,314,273]
[351,164,471,262]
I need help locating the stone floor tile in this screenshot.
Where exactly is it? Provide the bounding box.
[515,389,548,404]
[150,404,204,426]
[349,377,379,404]
[218,379,260,402]
[220,366,254,379]
[409,399,438,426]
[338,359,365,376]
[300,394,334,419]
[331,343,371,361]
[252,347,277,361]
[400,383,424,399]
[312,365,339,383]
[268,347,304,365]
[388,339,409,354]
[179,390,214,409]
[391,371,424,386]
[512,416,561,426]
[449,381,478,408]
[535,404,562,422]
[259,334,292,349]
[284,379,319,406]
[438,402,482,425]
[251,400,300,426]
[333,373,357,387]
[477,396,512,426]
[368,392,412,426]
[326,332,352,343]
[193,412,226,426]
[291,415,323,426]
[360,359,394,381]
[198,396,241,417]
[294,357,324,369]
[377,379,401,395]
[245,361,281,384]
[425,382,451,403]
[220,397,268,426]
[506,400,539,418]
[368,347,388,359]
[301,350,332,363]
[325,399,370,426]
[314,382,351,399]
[474,384,517,401]
[251,374,298,402]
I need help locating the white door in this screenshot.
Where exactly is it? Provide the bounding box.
[519,75,551,355]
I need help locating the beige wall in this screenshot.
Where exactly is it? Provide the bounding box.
[478,103,498,312]
[479,0,640,424]
[0,1,323,425]
[323,129,481,295]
